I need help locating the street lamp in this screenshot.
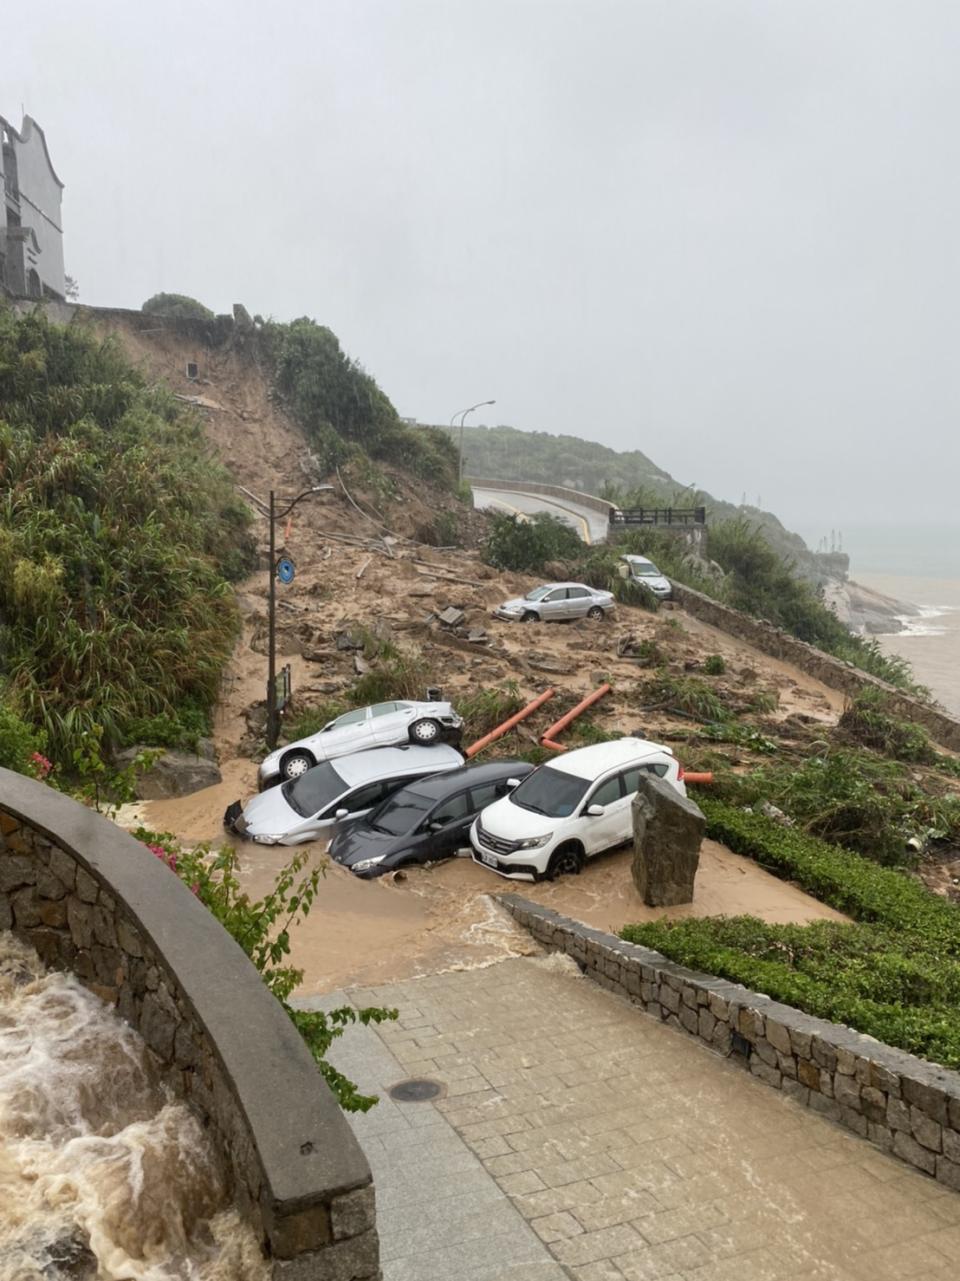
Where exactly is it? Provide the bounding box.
[266,485,333,750]
[450,399,495,487]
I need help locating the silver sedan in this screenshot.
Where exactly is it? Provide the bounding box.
[493,582,616,624]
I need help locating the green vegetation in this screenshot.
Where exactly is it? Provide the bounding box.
[838,686,957,771]
[577,546,660,610]
[0,307,255,767]
[457,683,525,739]
[482,511,582,572]
[262,318,459,487]
[0,698,47,774]
[703,654,726,676]
[138,831,397,1111]
[640,673,728,723]
[141,293,216,321]
[622,801,960,1070]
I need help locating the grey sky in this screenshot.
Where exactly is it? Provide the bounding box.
[6,1,960,541]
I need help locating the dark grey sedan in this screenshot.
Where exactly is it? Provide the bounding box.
[328,760,534,877]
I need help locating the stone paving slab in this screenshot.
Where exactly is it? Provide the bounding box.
[332,956,960,1281]
[294,990,570,1281]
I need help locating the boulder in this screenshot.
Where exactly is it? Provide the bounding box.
[115,746,222,800]
[631,775,705,906]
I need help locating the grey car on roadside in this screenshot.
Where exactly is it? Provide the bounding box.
[494,582,615,624]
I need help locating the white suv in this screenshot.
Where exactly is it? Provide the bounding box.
[470,738,685,881]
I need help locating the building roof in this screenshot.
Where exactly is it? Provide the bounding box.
[0,113,64,188]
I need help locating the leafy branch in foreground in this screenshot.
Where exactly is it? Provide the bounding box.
[136,830,397,1111]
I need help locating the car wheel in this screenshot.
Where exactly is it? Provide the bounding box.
[409,718,441,744]
[521,611,539,623]
[586,606,605,621]
[545,844,585,880]
[280,750,315,781]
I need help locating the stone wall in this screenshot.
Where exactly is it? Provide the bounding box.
[499,893,960,1193]
[671,582,960,751]
[0,769,379,1280]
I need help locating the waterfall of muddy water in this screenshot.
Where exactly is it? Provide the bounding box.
[0,933,269,1281]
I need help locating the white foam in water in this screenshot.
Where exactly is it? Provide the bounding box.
[0,933,269,1281]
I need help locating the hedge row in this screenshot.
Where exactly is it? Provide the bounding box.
[620,800,960,1069]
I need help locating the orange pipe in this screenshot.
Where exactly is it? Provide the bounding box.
[541,683,612,753]
[683,771,714,785]
[464,687,557,758]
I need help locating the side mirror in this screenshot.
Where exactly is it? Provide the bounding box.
[428,820,444,833]
[586,804,605,817]
[506,777,521,789]
[335,808,350,819]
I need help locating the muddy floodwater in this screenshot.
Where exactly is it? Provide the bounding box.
[124,776,845,997]
[0,934,268,1281]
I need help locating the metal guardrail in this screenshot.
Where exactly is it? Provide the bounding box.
[609,506,706,527]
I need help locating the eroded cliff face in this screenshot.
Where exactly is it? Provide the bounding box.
[822,577,919,635]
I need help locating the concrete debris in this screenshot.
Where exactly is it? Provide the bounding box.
[437,606,466,628]
[526,653,575,675]
[466,628,489,644]
[354,654,371,675]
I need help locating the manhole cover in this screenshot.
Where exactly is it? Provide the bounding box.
[388,1077,443,1102]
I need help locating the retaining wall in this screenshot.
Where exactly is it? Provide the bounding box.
[671,582,960,751]
[499,894,960,1193]
[466,477,616,519]
[0,769,379,1280]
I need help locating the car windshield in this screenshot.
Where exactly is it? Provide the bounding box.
[282,762,348,817]
[525,585,553,601]
[369,788,434,836]
[510,766,590,817]
[631,561,661,576]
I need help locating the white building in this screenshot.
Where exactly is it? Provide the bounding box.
[0,113,65,300]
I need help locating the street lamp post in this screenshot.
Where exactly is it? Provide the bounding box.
[266,485,333,750]
[451,399,495,488]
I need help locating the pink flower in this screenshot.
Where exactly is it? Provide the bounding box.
[30,752,53,780]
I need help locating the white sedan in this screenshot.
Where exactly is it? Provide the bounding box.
[258,700,464,788]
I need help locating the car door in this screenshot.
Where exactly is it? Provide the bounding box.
[323,779,392,827]
[368,702,403,744]
[539,587,569,621]
[420,790,472,858]
[565,586,592,619]
[314,707,374,759]
[580,772,628,854]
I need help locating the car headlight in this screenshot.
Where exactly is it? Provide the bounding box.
[517,833,552,849]
[252,833,283,844]
[351,855,387,872]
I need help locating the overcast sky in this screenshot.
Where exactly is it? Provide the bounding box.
[6,1,960,546]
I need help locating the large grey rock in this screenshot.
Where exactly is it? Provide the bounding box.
[115,746,222,799]
[631,775,705,906]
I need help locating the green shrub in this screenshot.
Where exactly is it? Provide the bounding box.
[121,700,211,751]
[703,654,726,676]
[141,293,215,320]
[457,683,525,740]
[0,697,47,774]
[350,650,428,705]
[481,512,582,573]
[621,801,960,1068]
[839,687,937,764]
[641,673,728,722]
[0,310,251,763]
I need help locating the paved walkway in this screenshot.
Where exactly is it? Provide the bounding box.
[305,956,960,1280]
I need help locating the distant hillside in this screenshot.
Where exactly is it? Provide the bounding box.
[456,423,836,581]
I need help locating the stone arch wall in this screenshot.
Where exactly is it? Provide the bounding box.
[0,768,378,1280]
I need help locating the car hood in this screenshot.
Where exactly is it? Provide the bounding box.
[240,786,302,836]
[476,796,555,840]
[497,597,527,611]
[638,575,670,590]
[329,826,409,867]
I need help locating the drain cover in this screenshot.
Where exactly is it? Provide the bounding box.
[388,1077,443,1102]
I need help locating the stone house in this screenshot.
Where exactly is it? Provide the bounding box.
[0,112,65,300]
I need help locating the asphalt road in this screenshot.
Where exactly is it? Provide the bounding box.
[471,486,610,545]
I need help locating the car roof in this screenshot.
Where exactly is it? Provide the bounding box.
[334,743,463,785]
[622,555,655,565]
[535,581,596,590]
[390,759,533,801]
[546,737,674,780]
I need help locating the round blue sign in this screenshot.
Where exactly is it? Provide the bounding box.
[276,558,296,584]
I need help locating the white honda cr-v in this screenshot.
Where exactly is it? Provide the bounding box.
[470,737,685,881]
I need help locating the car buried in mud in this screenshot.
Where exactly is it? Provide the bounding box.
[328,759,535,877]
[225,743,465,845]
[493,582,615,624]
[469,738,685,881]
[257,699,464,788]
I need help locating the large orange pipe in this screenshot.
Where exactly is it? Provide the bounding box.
[683,771,714,785]
[464,687,557,758]
[541,683,612,752]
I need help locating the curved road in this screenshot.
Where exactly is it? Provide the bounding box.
[471,485,610,545]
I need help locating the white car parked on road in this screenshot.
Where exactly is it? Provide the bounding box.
[258,700,464,788]
[470,738,685,881]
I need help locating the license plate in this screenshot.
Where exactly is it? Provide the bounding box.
[479,850,498,867]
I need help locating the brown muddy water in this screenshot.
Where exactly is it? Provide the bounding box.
[858,573,960,717]
[0,934,268,1281]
